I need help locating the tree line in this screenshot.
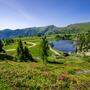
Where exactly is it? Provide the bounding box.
[76,32,90,53]
[0,37,49,63]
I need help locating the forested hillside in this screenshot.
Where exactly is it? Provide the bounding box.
[0,22,90,38]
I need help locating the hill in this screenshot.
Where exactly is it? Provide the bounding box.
[59,22,90,34]
[0,22,90,38]
[0,33,90,89]
[0,25,59,38]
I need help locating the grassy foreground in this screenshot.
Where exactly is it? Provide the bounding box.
[0,56,90,90]
[0,36,90,89]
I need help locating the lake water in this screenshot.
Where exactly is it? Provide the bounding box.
[53,40,76,53]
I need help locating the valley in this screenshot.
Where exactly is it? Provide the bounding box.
[0,35,89,89]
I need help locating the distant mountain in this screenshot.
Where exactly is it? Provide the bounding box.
[59,22,90,34]
[0,22,90,38]
[0,25,60,38]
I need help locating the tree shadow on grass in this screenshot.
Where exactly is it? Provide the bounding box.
[47,60,64,64]
[0,53,14,61]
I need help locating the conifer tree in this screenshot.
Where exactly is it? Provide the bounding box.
[76,33,90,53]
[17,40,33,61]
[41,36,49,63]
[23,46,33,61]
[17,40,24,61]
[0,39,5,53]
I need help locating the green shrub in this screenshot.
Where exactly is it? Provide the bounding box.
[0,54,13,60]
[68,69,76,75]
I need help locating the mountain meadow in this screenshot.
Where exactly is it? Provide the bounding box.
[0,22,90,90]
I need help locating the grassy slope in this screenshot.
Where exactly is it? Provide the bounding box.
[4,36,54,57]
[0,36,90,89]
[60,22,90,34]
[0,56,90,89]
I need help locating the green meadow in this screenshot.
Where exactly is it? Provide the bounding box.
[0,36,89,90]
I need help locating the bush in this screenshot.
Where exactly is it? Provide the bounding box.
[83,56,90,62]
[68,69,76,75]
[0,54,13,60]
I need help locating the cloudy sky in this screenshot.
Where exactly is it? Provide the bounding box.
[0,0,90,29]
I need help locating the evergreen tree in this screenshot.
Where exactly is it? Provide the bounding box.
[85,32,90,52]
[23,46,33,61]
[55,34,61,40]
[3,38,14,46]
[17,40,24,61]
[17,40,33,61]
[0,39,5,53]
[76,33,90,53]
[41,36,49,63]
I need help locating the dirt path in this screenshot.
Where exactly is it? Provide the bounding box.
[27,42,36,48]
[49,46,60,55]
[6,42,36,52]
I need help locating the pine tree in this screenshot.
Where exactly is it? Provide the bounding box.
[41,36,49,63]
[17,40,24,61]
[82,32,90,52]
[17,40,33,62]
[0,39,5,53]
[23,46,33,61]
[76,33,90,53]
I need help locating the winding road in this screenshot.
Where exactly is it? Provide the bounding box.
[49,46,60,55]
[6,42,36,52]
[6,41,61,56]
[6,42,90,57]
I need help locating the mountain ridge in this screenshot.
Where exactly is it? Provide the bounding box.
[0,22,90,38]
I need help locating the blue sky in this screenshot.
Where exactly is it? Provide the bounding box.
[0,0,90,29]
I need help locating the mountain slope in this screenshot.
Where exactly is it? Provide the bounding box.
[59,22,90,34]
[0,22,90,38]
[0,25,59,38]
